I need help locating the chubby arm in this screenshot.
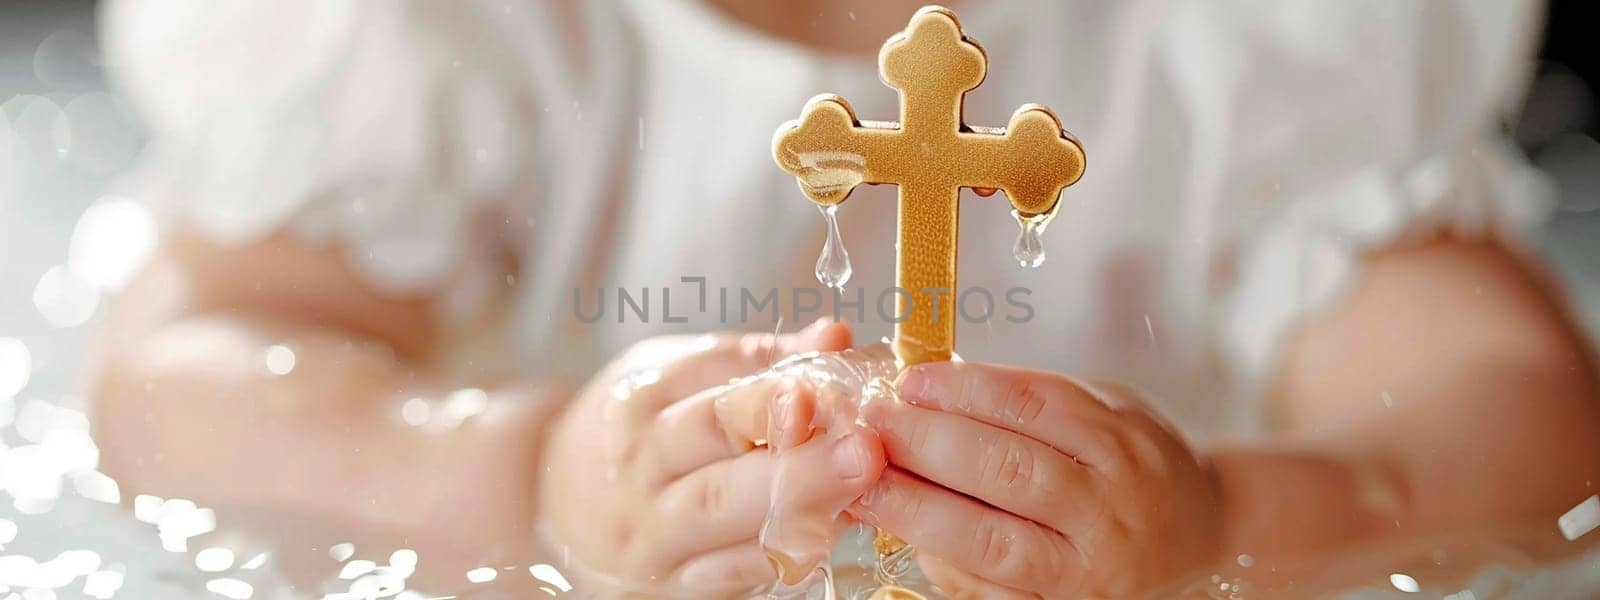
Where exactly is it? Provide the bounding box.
[89,233,563,587]
[1214,237,1600,589]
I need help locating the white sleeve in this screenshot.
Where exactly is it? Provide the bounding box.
[1165,0,1559,390]
[101,0,543,297]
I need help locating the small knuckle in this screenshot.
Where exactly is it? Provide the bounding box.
[1000,378,1048,426]
[1079,377,1135,409]
[615,521,636,550]
[737,333,776,361]
[614,522,644,569]
[1086,428,1129,477]
[868,487,924,532]
[971,516,1015,574]
[984,438,1035,494]
[1074,496,1114,548]
[1042,537,1086,596]
[1125,429,1169,479]
[902,415,935,456]
[972,518,1043,585]
[1103,426,1160,483]
[1092,508,1138,558]
[618,438,649,481]
[897,485,925,523]
[957,370,985,411]
[697,475,732,519]
[728,552,775,584]
[1030,462,1074,511]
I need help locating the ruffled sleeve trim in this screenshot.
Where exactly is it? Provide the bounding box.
[1217,134,1557,425]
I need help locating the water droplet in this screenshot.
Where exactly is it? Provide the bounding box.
[33,264,100,327]
[528,564,573,592]
[400,398,431,426]
[1010,210,1050,268]
[196,547,236,572]
[815,205,852,289]
[262,344,296,376]
[239,552,269,570]
[328,542,356,562]
[1389,572,1420,593]
[205,577,254,599]
[0,337,31,399]
[1559,494,1600,541]
[441,388,488,427]
[796,151,865,204]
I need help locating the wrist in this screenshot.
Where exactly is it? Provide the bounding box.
[1208,448,1408,568]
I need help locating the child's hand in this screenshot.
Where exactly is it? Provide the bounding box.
[851,362,1223,598]
[538,320,885,596]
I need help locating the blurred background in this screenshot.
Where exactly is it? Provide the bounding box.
[1,0,1598,598]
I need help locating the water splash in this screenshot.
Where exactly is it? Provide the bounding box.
[767,565,835,600]
[758,345,898,587]
[1011,210,1050,268]
[816,205,852,289]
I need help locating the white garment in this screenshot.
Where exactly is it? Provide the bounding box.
[101,0,1553,440]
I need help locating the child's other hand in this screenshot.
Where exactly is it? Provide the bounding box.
[539,320,884,596]
[852,362,1223,598]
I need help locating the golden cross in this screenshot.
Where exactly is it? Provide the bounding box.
[773,5,1086,366]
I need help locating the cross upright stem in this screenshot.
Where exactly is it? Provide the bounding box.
[894,182,960,365]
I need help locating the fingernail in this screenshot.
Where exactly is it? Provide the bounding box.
[832,433,867,480]
[895,367,934,406]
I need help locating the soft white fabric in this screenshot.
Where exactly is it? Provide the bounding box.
[101,0,1553,439]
